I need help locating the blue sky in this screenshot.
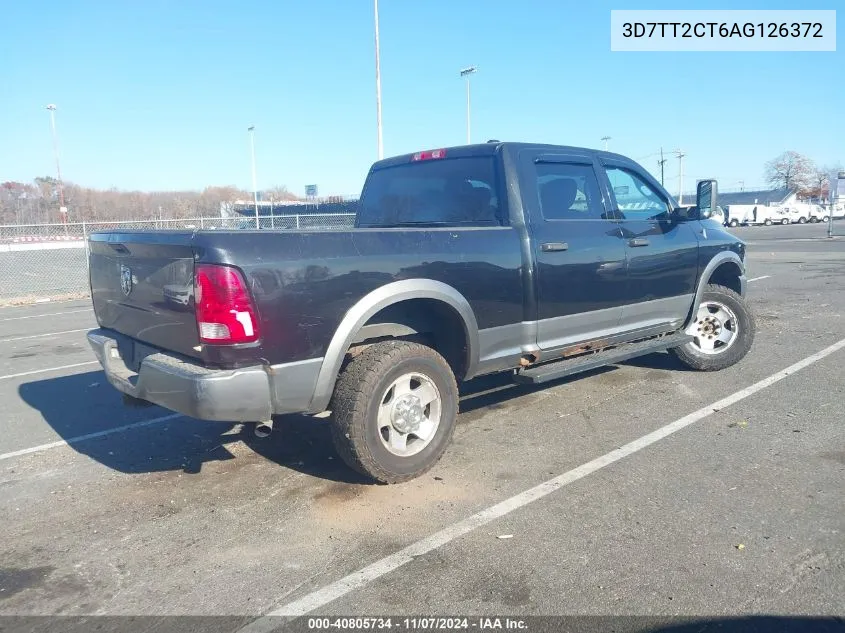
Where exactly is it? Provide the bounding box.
[1,0,841,198]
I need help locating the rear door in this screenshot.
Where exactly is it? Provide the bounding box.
[599,160,699,333]
[88,231,201,359]
[518,150,629,350]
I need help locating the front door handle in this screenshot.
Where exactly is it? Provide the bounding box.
[628,238,650,247]
[541,242,569,252]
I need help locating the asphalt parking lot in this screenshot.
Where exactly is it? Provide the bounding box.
[1,222,844,630]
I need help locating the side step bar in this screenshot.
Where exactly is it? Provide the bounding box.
[514,332,693,385]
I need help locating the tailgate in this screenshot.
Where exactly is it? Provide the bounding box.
[88,231,200,360]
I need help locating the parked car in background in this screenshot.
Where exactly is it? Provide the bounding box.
[803,203,827,223]
[769,206,792,225]
[724,205,752,227]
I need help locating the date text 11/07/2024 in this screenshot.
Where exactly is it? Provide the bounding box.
[307,617,528,630]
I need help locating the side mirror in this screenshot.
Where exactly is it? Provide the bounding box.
[696,179,718,220]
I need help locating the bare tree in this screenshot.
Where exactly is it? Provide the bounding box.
[764,151,815,193]
[812,168,830,202]
[813,164,843,203]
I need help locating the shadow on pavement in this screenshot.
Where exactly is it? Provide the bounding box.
[17,370,367,484]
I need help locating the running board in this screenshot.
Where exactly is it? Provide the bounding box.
[513,332,693,385]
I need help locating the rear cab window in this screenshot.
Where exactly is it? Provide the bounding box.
[356,156,504,228]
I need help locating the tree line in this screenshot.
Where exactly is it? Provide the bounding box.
[763,151,841,200]
[0,178,299,226]
[2,150,840,226]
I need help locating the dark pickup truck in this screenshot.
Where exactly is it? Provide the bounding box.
[87,142,755,483]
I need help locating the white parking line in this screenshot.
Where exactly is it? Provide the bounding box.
[748,275,771,282]
[0,413,182,462]
[239,337,845,625]
[0,361,99,381]
[0,308,92,322]
[0,328,89,343]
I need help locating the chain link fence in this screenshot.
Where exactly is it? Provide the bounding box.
[0,213,356,305]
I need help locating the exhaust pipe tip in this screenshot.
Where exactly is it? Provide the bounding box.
[254,420,273,438]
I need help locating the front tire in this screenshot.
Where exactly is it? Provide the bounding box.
[798,217,807,224]
[729,219,739,227]
[782,218,790,225]
[330,340,459,483]
[671,284,755,372]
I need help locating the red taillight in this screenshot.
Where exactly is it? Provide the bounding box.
[412,148,447,161]
[194,264,260,344]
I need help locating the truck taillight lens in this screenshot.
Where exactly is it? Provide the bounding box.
[194,264,260,344]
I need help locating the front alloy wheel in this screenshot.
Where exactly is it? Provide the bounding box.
[671,283,755,371]
[685,301,738,355]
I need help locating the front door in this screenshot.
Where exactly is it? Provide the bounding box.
[521,153,629,350]
[601,162,700,332]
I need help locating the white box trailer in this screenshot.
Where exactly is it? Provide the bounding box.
[726,204,789,226]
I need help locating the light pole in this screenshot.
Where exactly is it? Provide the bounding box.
[374,0,384,160]
[248,126,259,228]
[601,136,611,151]
[460,66,477,145]
[46,104,66,224]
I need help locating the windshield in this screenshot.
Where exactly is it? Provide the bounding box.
[356,156,503,227]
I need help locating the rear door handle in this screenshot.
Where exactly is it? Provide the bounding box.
[541,242,568,252]
[628,238,650,248]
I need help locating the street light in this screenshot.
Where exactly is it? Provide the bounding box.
[460,66,477,145]
[46,104,66,223]
[247,125,259,229]
[374,0,384,160]
[601,136,611,151]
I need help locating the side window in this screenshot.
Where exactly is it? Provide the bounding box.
[605,167,670,220]
[535,162,607,221]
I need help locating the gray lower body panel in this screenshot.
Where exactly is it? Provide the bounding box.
[87,329,322,421]
[476,296,694,374]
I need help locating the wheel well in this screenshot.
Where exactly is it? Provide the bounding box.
[707,261,743,296]
[348,299,470,380]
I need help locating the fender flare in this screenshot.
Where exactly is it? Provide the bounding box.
[685,251,746,328]
[307,279,480,413]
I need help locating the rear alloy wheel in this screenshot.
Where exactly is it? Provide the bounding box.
[764,219,773,226]
[671,284,755,371]
[330,340,459,483]
[822,216,830,223]
[798,216,807,224]
[782,218,790,225]
[729,219,739,227]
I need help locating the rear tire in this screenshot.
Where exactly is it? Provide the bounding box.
[671,284,755,372]
[798,217,807,224]
[729,219,739,227]
[782,218,790,225]
[329,340,459,484]
[764,219,772,226]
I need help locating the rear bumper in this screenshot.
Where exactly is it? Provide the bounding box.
[87,329,322,421]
